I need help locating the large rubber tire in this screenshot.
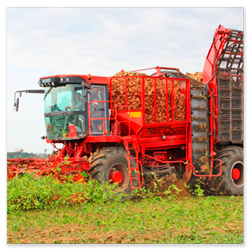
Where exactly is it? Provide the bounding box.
[208,146,243,196]
[88,147,139,196]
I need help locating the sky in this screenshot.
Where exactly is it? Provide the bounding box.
[6,7,244,154]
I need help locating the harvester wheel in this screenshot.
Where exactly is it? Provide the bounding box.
[208,146,243,196]
[88,147,138,195]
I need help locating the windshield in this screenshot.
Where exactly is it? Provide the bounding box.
[44,84,85,113]
[44,84,86,140]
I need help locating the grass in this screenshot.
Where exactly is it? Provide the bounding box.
[7,174,244,244]
[7,196,243,244]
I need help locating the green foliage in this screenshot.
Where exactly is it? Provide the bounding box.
[132,182,184,202]
[192,184,205,197]
[81,171,88,178]
[7,174,243,244]
[64,155,70,164]
[186,179,205,197]
[7,174,125,211]
[7,151,40,159]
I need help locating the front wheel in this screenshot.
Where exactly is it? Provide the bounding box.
[208,146,243,195]
[88,147,139,195]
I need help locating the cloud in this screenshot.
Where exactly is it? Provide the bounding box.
[8,8,243,75]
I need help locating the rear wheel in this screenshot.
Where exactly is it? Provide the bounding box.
[88,147,139,195]
[208,146,243,195]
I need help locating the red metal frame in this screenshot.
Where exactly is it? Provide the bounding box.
[109,74,190,123]
[108,69,192,184]
[87,100,132,137]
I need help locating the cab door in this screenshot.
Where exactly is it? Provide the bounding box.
[88,84,109,135]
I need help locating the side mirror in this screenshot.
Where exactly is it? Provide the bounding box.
[14,98,19,112]
[14,91,21,112]
[13,89,44,112]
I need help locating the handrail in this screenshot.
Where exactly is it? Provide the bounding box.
[88,101,132,137]
[88,100,116,136]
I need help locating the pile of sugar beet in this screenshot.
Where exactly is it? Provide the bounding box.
[110,70,203,123]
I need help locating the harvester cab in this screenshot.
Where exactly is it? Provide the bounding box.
[15,74,110,142]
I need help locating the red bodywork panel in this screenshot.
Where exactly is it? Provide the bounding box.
[203,25,231,86]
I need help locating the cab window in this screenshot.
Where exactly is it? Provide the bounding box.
[88,85,108,134]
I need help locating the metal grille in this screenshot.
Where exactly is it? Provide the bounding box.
[217,29,243,144]
[217,28,243,144]
[218,75,243,143]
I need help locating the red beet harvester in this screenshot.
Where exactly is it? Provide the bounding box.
[8,25,243,195]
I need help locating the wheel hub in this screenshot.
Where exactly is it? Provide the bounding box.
[232,168,241,180]
[231,161,243,188]
[109,170,123,184]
